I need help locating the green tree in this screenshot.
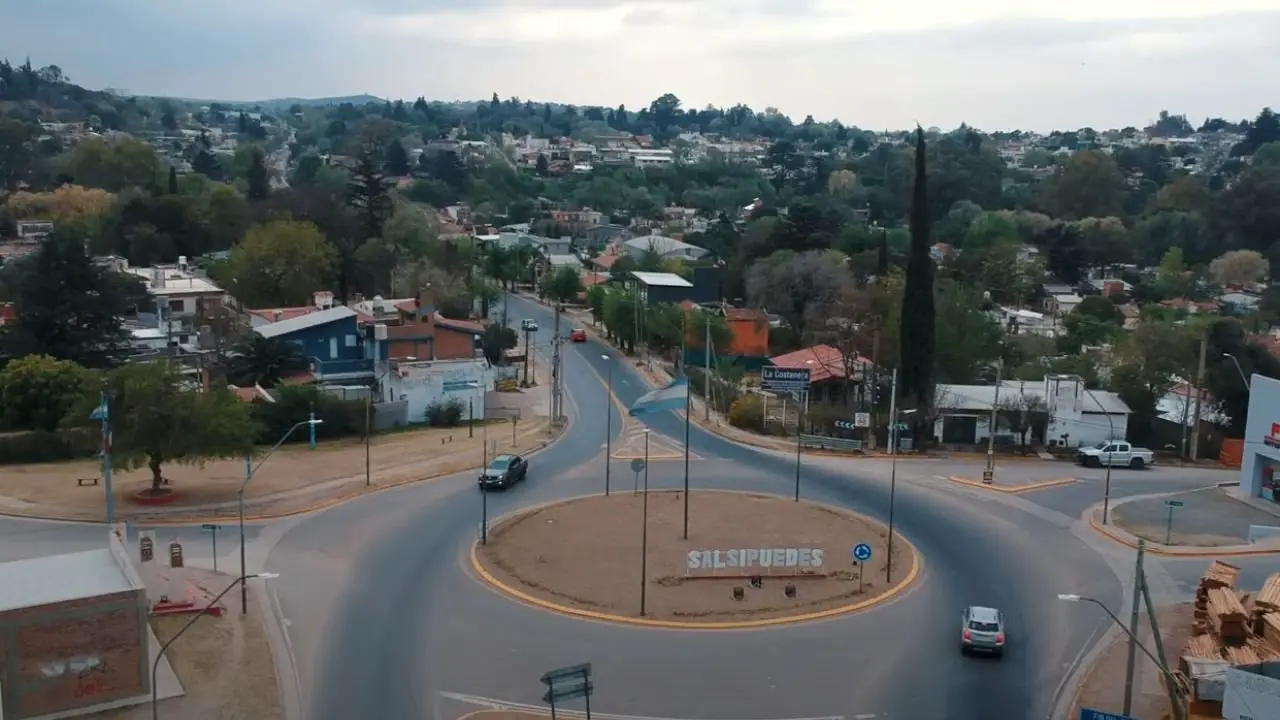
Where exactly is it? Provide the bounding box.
[933,282,1003,384]
[246,147,270,201]
[348,146,393,241]
[535,153,550,177]
[645,302,686,352]
[602,288,640,353]
[62,136,163,192]
[898,127,936,412]
[91,362,259,493]
[293,153,324,186]
[1037,150,1127,219]
[167,166,179,195]
[586,284,607,323]
[0,118,39,191]
[385,138,411,176]
[0,231,145,368]
[0,355,91,432]
[543,266,583,305]
[1109,321,1196,447]
[481,324,518,365]
[225,220,338,307]
[225,336,310,389]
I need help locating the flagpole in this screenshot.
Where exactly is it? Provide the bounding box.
[683,376,691,540]
[96,391,116,525]
[640,429,650,617]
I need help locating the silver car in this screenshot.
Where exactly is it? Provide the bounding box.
[961,606,1006,657]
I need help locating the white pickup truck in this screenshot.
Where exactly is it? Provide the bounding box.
[1077,440,1155,469]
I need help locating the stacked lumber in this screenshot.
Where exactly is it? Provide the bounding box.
[1222,643,1261,666]
[1256,573,1280,613]
[1202,561,1240,590]
[1260,612,1280,654]
[1207,587,1250,644]
[1248,635,1280,662]
[1183,634,1220,660]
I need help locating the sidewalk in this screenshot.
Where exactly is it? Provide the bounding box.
[1087,489,1280,556]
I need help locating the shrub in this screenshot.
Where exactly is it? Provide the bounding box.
[250,385,364,443]
[0,428,99,464]
[727,395,765,432]
[425,397,466,427]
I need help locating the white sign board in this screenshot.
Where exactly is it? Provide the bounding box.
[854,412,871,428]
[687,548,824,571]
[1224,666,1280,720]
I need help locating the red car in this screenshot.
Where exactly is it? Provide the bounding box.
[570,328,587,343]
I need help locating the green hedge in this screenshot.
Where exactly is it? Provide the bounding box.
[250,386,365,444]
[0,428,100,464]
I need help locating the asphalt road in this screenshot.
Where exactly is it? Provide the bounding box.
[264,295,1124,720]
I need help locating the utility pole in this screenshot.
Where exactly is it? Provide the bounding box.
[1123,539,1146,716]
[523,325,532,385]
[869,327,880,451]
[552,305,562,421]
[985,359,1002,484]
[1140,573,1186,720]
[1189,329,1208,461]
[703,317,711,421]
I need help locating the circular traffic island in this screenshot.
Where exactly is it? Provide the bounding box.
[472,490,919,628]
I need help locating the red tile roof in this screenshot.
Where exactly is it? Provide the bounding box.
[769,344,871,383]
[581,272,611,288]
[725,307,768,323]
[434,313,486,334]
[247,306,318,323]
[591,254,622,270]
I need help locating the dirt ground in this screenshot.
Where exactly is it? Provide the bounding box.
[0,415,552,521]
[92,577,282,720]
[1072,603,1194,720]
[477,490,916,622]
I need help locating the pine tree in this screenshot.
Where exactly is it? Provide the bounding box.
[897,127,936,417]
[247,147,270,201]
[348,146,393,241]
[876,226,889,276]
[167,166,179,194]
[535,153,550,177]
[385,138,411,176]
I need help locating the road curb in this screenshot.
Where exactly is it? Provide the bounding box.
[0,422,568,527]
[946,476,1078,494]
[468,489,923,630]
[1086,509,1280,557]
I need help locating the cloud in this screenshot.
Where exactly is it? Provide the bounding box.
[0,1,1274,131]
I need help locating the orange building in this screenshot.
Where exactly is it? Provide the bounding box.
[681,303,769,359]
[385,289,486,361]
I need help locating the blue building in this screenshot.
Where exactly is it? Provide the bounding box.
[254,306,380,382]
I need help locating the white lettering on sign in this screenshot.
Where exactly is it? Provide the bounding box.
[686,548,824,570]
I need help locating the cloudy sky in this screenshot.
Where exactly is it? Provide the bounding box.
[2,1,1276,132]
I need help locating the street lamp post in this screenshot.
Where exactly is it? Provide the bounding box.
[887,405,916,584]
[639,429,650,617]
[239,419,321,615]
[1080,383,1116,524]
[1223,352,1251,390]
[1057,593,1186,720]
[153,573,278,720]
[604,354,613,496]
[481,417,490,546]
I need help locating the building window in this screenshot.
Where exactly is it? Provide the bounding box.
[169,299,185,313]
[329,337,338,359]
[345,334,357,347]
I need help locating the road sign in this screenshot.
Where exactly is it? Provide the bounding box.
[541,662,592,684]
[543,681,593,704]
[630,458,646,473]
[852,543,872,562]
[1079,709,1134,720]
[201,523,223,531]
[892,422,909,431]
[854,412,870,428]
[1165,500,1185,508]
[762,366,811,395]
[540,662,593,720]
[835,420,857,430]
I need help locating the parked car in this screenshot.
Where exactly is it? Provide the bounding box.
[961,606,1006,657]
[1077,441,1154,469]
[520,319,539,332]
[570,328,587,342]
[479,454,528,490]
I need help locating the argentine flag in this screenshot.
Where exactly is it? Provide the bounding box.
[629,377,689,416]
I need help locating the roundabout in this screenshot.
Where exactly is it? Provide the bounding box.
[472,490,919,628]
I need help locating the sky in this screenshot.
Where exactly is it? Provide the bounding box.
[2,0,1277,132]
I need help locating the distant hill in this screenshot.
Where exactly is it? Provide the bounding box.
[155,94,385,111]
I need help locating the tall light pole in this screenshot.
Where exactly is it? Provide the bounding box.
[639,429,650,617]
[603,354,613,496]
[1057,592,1185,720]
[1080,382,1116,524]
[1223,352,1251,390]
[153,573,279,720]
[480,415,490,546]
[239,419,321,615]
[887,396,916,585]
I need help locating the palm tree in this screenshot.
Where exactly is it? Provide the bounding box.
[226,335,310,389]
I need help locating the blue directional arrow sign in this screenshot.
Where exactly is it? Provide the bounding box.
[852,543,872,562]
[1080,709,1134,720]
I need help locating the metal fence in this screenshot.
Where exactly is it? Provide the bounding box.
[798,434,863,452]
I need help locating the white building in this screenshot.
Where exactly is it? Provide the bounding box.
[623,234,709,262]
[934,375,1130,448]
[382,358,493,426]
[1240,374,1280,502]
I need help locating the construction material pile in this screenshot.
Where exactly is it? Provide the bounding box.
[1183,561,1280,667]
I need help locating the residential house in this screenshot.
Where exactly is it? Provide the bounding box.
[380,357,493,427]
[934,375,1130,448]
[583,223,630,250]
[994,306,1057,337]
[384,289,487,361]
[254,305,376,383]
[246,291,375,329]
[628,271,694,307]
[624,234,710,262]
[544,254,582,271]
[680,303,770,368]
[767,345,872,404]
[1219,290,1261,314]
[112,256,228,340]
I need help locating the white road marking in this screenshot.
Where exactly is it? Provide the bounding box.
[855,714,877,719]
[440,691,846,720]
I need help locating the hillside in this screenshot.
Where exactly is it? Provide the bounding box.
[157,94,385,111]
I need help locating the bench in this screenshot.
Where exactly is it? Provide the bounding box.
[77,477,99,487]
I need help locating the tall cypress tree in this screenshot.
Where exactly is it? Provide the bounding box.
[247,148,270,201]
[898,127,936,415]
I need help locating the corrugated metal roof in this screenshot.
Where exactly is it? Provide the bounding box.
[937,380,1130,415]
[0,549,134,612]
[630,271,693,288]
[255,306,356,339]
